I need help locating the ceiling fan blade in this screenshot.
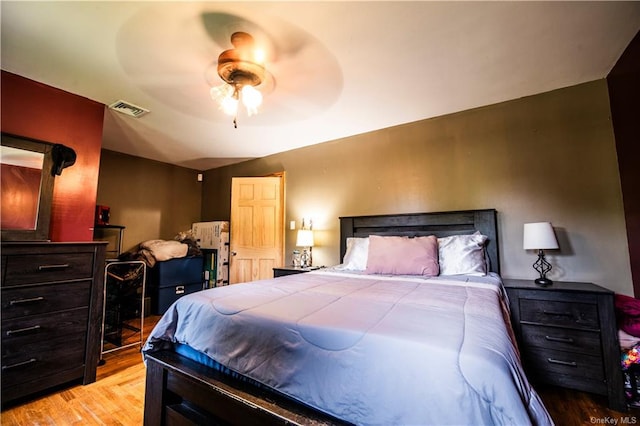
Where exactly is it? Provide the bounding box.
[200,13,276,61]
[200,13,261,46]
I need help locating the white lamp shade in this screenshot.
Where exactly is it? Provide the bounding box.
[523,222,559,250]
[296,229,314,247]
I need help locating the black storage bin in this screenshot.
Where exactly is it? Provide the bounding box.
[148,256,204,315]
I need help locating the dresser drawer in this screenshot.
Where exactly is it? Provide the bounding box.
[1,281,91,320]
[1,332,86,388]
[2,252,95,287]
[520,298,599,329]
[524,347,604,382]
[521,324,601,353]
[2,308,88,351]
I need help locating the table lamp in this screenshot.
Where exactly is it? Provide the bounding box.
[296,229,314,268]
[523,222,559,286]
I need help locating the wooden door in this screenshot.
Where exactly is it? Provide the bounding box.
[229,176,284,283]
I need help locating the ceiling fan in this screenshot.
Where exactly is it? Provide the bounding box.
[116,6,343,126]
[210,31,270,128]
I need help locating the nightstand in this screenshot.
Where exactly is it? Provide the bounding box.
[273,266,323,278]
[503,279,626,411]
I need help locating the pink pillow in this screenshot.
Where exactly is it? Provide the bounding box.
[365,235,439,276]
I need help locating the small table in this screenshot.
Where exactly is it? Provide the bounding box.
[273,266,323,278]
[94,224,126,260]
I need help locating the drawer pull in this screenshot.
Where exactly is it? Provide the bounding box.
[9,296,45,305]
[176,285,185,295]
[542,310,572,317]
[544,335,574,343]
[6,325,41,336]
[2,358,37,370]
[547,358,577,367]
[38,263,70,271]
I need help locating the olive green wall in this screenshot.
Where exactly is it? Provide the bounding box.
[202,80,633,296]
[96,149,202,253]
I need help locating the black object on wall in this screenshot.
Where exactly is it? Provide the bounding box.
[51,144,76,175]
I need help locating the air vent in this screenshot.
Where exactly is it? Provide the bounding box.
[108,100,150,118]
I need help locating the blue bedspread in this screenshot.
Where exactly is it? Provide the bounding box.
[142,270,553,425]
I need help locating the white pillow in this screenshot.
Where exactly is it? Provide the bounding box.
[340,237,369,270]
[437,232,488,276]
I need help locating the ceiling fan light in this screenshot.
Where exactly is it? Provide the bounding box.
[241,85,262,113]
[212,32,268,125]
[221,95,238,116]
[210,84,231,101]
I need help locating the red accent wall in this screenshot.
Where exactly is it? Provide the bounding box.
[1,71,105,242]
[608,31,640,296]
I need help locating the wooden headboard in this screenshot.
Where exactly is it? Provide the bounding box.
[339,209,500,274]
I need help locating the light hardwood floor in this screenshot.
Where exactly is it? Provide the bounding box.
[0,316,159,426]
[2,315,638,425]
[1,348,147,425]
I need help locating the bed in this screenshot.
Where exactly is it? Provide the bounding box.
[142,209,553,425]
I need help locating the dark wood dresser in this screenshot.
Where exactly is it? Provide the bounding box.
[1,241,107,406]
[504,279,626,411]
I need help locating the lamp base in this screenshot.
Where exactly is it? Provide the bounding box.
[534,277,553,287]
[300,248,312,268]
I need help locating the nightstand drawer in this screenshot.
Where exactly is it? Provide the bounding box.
[524,347,604,381]
[520,299,599,329]
[273,266,324,278]
[521,324,601,352]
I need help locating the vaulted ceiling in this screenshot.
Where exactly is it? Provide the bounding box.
[2,1,639,170]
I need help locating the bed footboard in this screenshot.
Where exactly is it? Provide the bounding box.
[144,350,349,425]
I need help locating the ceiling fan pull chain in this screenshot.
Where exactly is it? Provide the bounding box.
[233,115,237,129]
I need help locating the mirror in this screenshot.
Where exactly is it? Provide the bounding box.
[1,133,56,241]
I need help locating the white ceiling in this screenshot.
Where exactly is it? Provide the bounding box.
[2,1,639,170]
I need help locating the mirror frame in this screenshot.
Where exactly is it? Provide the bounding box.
[1,132,56,241]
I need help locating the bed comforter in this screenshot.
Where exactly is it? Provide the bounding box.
[142,270,553,425]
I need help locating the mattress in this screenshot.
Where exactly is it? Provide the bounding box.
[142,269,553,425]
